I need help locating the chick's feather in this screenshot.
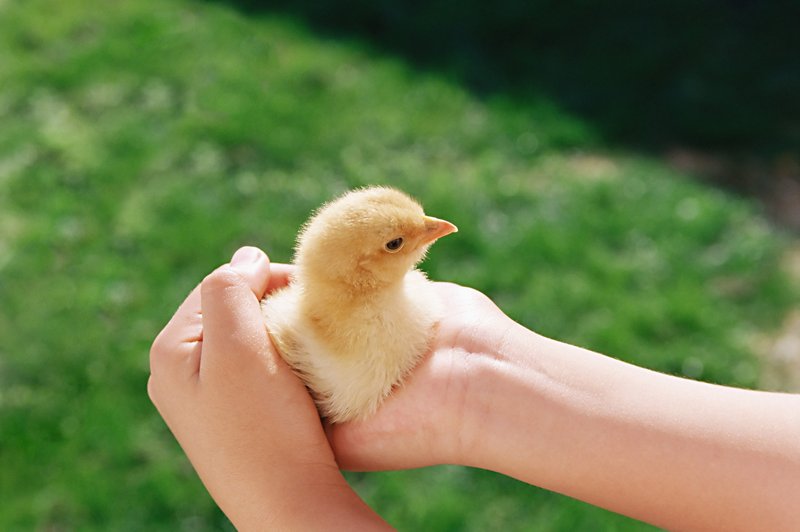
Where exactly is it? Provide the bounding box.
[261,186,457,423]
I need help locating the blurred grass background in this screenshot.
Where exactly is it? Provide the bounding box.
[0,0,797,529]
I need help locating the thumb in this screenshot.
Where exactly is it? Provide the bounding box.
[228,246,271,299]
[199,247,272,375]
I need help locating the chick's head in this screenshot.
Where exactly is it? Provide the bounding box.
[295,187,457,290]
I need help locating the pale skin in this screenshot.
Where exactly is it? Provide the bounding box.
[149,247,800,530]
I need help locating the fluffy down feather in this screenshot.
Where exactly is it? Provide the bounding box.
[261,186,457,422]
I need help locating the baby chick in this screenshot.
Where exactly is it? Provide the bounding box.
[261,186,457,423]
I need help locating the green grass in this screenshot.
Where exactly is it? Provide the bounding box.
[0,0,796,530]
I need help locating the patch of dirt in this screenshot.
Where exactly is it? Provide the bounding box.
[755,244,800,392]
[666,148,800,231]
[782,243,800,281]
[759,310,800,392]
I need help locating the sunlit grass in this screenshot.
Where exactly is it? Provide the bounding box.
[0,0,795,529]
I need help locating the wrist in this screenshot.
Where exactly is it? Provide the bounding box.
[455,323,633,477]
[454,320,549,469]
[224,463,388,531]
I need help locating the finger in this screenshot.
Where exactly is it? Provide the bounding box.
[199,261,274,377]
[149,283,203,379]
[160,284,203,344]
[151,247,271,383]
[229,246,272,299]
[326,418,421,472]
[267,262,295,294]
[326,424,377,471]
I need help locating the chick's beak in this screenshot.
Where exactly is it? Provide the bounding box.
[422,215,458,244]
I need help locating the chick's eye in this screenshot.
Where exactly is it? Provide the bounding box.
[384,237,404,252]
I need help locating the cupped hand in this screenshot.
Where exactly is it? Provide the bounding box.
[148,248,359,528]
[326,281,519,471]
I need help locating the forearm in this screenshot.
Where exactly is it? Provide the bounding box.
[209,464,391,531]
[463,322,800,530]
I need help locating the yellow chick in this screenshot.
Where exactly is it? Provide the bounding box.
[261,186,457,423]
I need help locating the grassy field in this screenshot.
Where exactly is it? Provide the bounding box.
[0,0,796,530]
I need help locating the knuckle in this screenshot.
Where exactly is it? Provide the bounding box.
[149,330,168,371]
[146,375,159,405]
[458,284,494,307]
[201,267,242,293]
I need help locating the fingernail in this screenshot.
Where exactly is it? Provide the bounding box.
[230,246,262,267]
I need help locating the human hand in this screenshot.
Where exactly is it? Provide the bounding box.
[326,281,525,471]
[148,247,386,529]
[323,273,800,531]
[326,280,800,531]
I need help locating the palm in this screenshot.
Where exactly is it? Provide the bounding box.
[326,282,513,471]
